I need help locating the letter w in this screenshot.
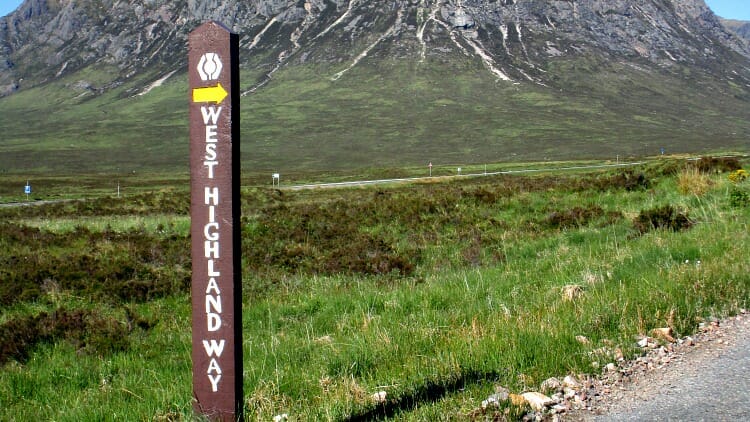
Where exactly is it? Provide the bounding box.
[202,339,225,357]
[201,106,222,125]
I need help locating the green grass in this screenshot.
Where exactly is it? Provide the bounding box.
[0,158,749,420]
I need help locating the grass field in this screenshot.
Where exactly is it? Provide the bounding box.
[0,156,748,420]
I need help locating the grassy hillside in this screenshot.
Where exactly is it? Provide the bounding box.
[0,57,748,176]
[1,158,748,419]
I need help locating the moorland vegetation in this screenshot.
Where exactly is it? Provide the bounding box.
[0,157,748,420]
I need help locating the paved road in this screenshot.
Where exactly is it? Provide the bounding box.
[287,161,645,190]
[582,314,750,421]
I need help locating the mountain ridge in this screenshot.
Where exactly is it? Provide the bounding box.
[2,0,749,95]
[0,0,748,174]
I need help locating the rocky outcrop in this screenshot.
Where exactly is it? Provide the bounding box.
[0,0,748,95]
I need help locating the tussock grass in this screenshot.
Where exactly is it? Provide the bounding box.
[0,159,748,420]
[678,166,713,196]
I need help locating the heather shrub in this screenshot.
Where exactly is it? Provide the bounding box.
[633,205,692,234]
[0,308,149,365]
[542,205,624,229]
[692,156,741,174]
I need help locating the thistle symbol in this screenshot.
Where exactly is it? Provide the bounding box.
[197,53,223,81]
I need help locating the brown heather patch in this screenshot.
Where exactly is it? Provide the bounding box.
[0,307,153,365]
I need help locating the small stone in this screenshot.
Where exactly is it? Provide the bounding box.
[481,395,500,410]
[684,336,695,346]
[637,337,649,348]
[552,403,569,413]
[563,375,581,389]
[540,377,562,393]
[522,392,554,411]
[605,363,617,372]
[652,327,676,342]
[575,335,591,345]
[371,391,387,404]
[273,414,289,422]
[482,390,509,409]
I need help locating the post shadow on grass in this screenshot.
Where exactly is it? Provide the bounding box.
[343,368,506,421]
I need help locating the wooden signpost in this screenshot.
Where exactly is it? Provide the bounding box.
[188,21,243,421]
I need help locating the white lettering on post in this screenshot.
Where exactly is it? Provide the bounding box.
[203,339,226,357]
[201,106,222,125]
[197,89,229,396]
[208,374,222,392]
[205,187,219,206]
[206,278,221,295]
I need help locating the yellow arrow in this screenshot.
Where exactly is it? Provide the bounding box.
[192,83,228,104]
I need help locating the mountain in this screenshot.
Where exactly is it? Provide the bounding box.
[1,0,749,174]
[721,18,750,44]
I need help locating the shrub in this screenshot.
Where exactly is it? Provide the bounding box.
[0,223,191,306]
[728,169,748,184]
[729,187,750,208]
[0,308,149,365]
[633,205,693,234]
[545,206,603,229]
[692,156,741,174]
[602,171,650,191]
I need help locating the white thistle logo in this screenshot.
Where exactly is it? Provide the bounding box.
[197,53,223,81]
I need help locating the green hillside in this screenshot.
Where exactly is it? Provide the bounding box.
[1,56,748,176]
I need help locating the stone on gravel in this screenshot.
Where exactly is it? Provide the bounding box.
[652,327,676,342]
[563,375,581,389]
[541,377,562,393]
[522,392,554,411]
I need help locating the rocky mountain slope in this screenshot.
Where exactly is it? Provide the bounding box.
[2,0,749,95]
[722,18,750,44]
[0,0,748,173]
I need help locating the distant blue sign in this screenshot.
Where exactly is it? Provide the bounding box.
[24,185,31,195]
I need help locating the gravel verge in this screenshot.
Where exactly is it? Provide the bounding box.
[562,310,750,421]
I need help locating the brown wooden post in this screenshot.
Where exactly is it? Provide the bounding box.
[188,21,243,421]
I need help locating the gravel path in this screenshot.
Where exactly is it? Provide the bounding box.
[566,312,750,421]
